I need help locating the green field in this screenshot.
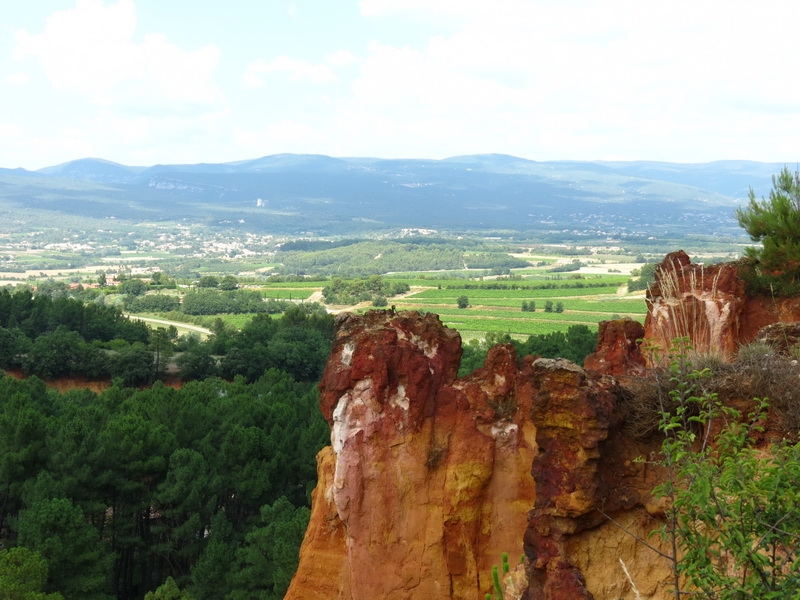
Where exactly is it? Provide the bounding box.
[257,288,316,300]
[253,273,647,338]
[374,275,647,337]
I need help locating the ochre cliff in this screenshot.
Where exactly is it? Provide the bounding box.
[286,310,538,599]
[286,310,673,600]
[643,250,800,358]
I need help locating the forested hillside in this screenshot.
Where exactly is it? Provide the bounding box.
[0,289,334,599]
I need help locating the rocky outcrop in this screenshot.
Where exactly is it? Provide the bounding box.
[643,250,800,359]
[584,318,647,376]
[286,310,673,600]
[286,310,538,599]
[643,250,745,358]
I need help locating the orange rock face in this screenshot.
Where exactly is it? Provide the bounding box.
[643,250,746,358]
[286,310,673,600]
[286,310,538,600]
[643,250,800,358]
[584,318,646,376]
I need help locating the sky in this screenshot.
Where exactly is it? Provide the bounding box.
[2,0,799,170]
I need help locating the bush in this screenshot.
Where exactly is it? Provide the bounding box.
[641,343,800,598]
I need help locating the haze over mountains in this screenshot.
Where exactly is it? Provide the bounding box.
[0,154,785,241]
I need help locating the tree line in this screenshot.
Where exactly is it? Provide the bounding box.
[0,288,333,386]
[126,290,295,317]
[276,240,529,276]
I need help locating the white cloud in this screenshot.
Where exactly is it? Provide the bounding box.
[0,123,24,139]
[244,56,338,88]
[359,0,490,18]
[345,0,800,161]
[325,49,357,67]
[13,0,221,107]
[3,73,30,86]
[140,33,221,104]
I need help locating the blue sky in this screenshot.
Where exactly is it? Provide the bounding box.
[2,0,799,169]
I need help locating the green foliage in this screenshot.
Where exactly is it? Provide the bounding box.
[277,240,529,277]
[458,332,515,377]
[627,262,656,292]
[321,275,409,305]
[181,289,280,315]
[176,340,219,381]
[118,278,148,297]
[457,295,469,309]
[226,497,310,600]
[0,547,64,600]
[22,328,88,380]
[106,342,155,386]
[459,325,597,378]
[144,577,193,600]
[736,166,800,284]
[16,498,112,599]
[218,275,238,291]
[215,307,333,383]
[484,552,510,600]
[196,276,219,288]
[148,272,174,289]
[491,565,504,600]
[548,259,585,273]
[0,327,31,369]
[516,324,596,363]
[125,294,181,313]
[0,288,149,345]
[543,300,553,312]
[646,340,800,599]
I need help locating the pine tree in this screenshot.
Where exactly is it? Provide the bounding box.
[736,166,800,281]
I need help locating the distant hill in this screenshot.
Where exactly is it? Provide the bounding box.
[0,153,786,240]
[37,157,146,183]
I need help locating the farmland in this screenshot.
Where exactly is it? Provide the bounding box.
[257,271,649,339]
[0,238,682,341]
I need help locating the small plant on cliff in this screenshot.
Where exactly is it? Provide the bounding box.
[636,339,800,599]
[484,552,510,600]
[736,166,800,291]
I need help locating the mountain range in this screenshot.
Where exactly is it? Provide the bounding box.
[0,153,785,242]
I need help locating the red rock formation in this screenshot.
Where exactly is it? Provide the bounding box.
[286,310,539,600]
[286,310,673,600]
[643,250,746,358]
[643,250,800,359]
[584,318,646,376]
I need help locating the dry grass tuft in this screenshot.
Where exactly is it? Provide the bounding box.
[621,341,800,438]
[647,257,724,359]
